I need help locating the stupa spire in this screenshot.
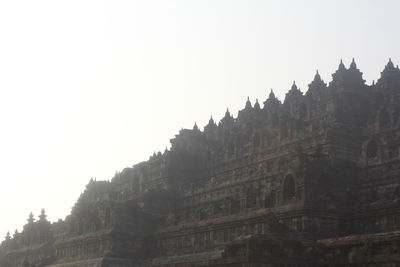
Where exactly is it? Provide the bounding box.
[219,107,234,126]
[377,58,400,87]
[204,115,217,134]
[254,98,260,110]
[285,80,302,103]
[27,212,35,224]
[225,108,230,118]
[291,81,298,91]
[349,58,357,69]
[263,89,281,109]
[208,116,215,125]
[308,69,326,95]
[5,231,11,241]
[193,122,199,131]
[269,89,275,99]
[245,96,252,109]
[39,209,47,221]
[384,58,395,70]
[339,59,346,70]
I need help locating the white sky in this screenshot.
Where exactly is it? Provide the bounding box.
[0,0,399,238]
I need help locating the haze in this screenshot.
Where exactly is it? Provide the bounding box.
[0,0,399,238]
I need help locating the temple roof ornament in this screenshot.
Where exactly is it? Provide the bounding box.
[193,122,199,131]
[381,58,398,74]
[285,81,303,103]
[349,58,357,70]
[330,59,347,86]
[387,58,394,68]
[339,58,346,71]
[269,89,275,99]
[347,58,364,78]
[263,89,281,109]
[225,108,230,118]
[254,99,260,110]
[245,97,252,109]
[291,81,298,90]
[312,70,323,84]
[39,209,47,222]
[5,232,10,241]
[377,58,400,88]
[330,58,365,89]
[27,212,35,224]
[204,115,218,135]
[315,69,321,79]
[307,70,327,96]
[219,108,234,126]
[208,116,215,125]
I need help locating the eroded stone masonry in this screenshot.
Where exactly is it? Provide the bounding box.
[1,59,400,266]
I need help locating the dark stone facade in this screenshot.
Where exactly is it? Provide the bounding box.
[1,59,400,266]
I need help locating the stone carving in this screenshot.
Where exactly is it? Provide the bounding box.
[1,59,400,266]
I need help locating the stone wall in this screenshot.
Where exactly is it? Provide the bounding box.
[1,59,400,266]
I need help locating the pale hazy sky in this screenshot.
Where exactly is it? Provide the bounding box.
[0,0,399,238]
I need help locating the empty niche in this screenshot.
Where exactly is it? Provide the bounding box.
[264,190,276,208]
[230,199,240,214]
[283,174,296,201]
[197,208,208,221]
[246,187,257,208]
[366,140,379,161]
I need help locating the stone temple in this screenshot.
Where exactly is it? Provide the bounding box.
[1,59,400,266]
